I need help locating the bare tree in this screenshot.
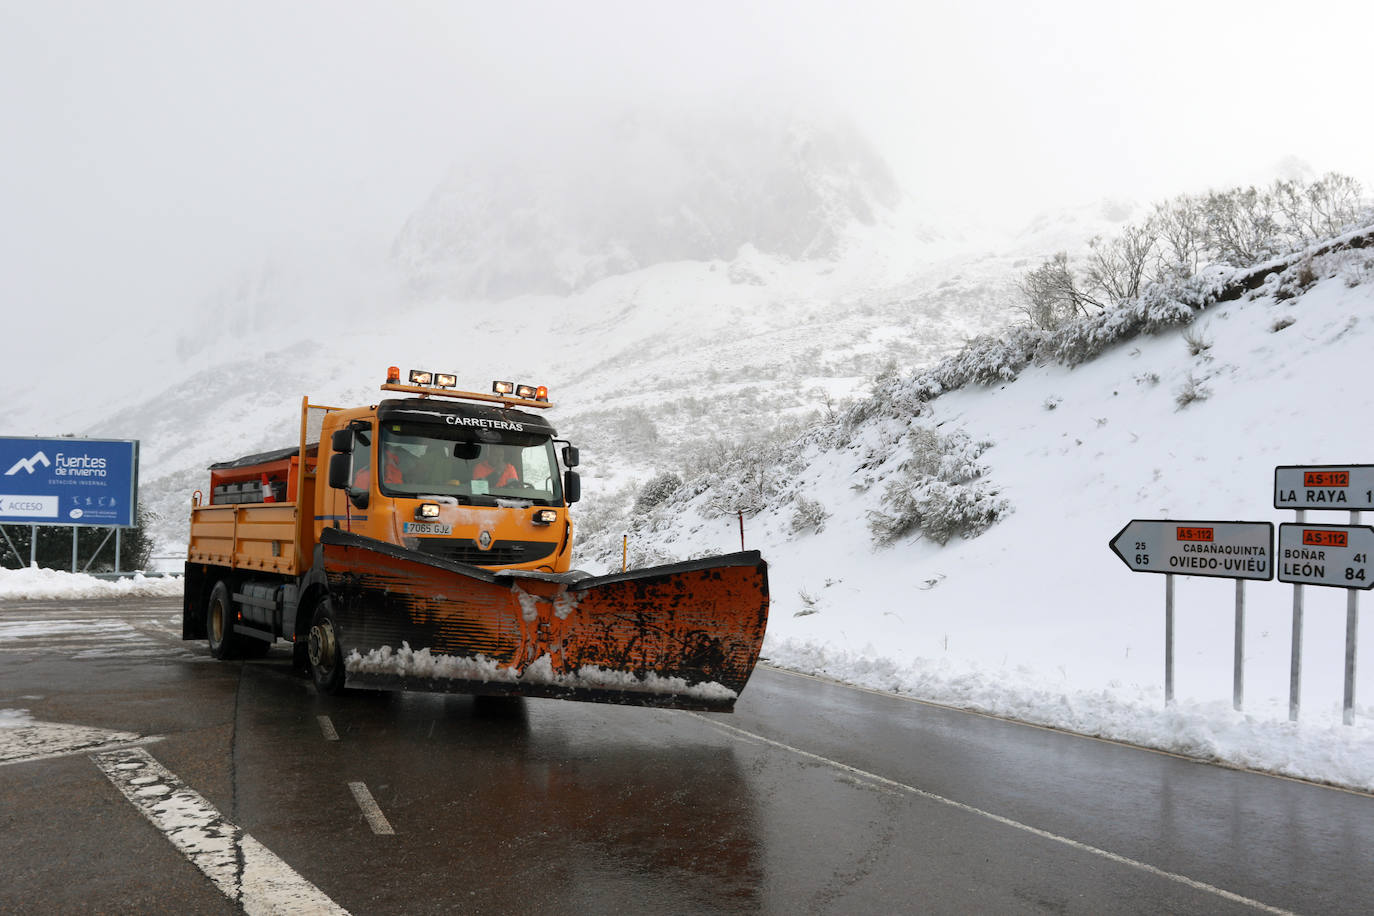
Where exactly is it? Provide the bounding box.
[1084,221,1158,306]
[1151,194,1208,281]
[1017,252,1103,330]
[1202,186,1282,265]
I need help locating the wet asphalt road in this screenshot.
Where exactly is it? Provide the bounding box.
[1,596,1372,915]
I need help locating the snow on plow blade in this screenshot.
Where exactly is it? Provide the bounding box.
[319,528,770,711]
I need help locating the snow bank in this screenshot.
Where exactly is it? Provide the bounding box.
[0,567,183,601]
[765,638,1374,792]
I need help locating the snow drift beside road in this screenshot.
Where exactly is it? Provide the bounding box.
[0,567,183,601]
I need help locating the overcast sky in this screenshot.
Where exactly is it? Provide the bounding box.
[3,0,1372,380]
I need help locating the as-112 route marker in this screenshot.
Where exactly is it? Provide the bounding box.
[1109,520,1274,709]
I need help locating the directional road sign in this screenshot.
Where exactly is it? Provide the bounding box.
[0,437,139,527]
[1274,464,1374,511]
[1276,523,1374,590]
[1109,520,1275,580]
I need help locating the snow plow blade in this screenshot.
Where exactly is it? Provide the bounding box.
[318,528,770,711]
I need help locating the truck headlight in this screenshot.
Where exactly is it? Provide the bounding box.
[532,509,558,525]
[416,502,441,519]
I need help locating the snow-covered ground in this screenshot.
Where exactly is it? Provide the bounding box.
[589,248,1374,793]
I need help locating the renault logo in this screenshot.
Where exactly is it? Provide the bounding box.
[478,531,492,550]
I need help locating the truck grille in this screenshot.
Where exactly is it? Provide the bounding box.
[413,538,556,567]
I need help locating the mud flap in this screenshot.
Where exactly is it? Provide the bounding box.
[318,528,770,711]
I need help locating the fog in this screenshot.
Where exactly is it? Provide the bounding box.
[3,0,1372,395]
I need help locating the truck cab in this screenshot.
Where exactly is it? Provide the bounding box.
[319,391,580,574]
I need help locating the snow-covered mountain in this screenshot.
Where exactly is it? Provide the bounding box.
[34,110,1078,550]
[391,107,919,298]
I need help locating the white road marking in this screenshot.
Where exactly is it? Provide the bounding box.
[317,716,340,741]
[93,747,349,915]
[0,713,160,766]
[348,781,395,835]
[692,714,1298,916]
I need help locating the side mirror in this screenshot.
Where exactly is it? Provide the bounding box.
[328,453,351,489]
[331,429,354,454]
[561,444,580,468]
[563,470,581,504]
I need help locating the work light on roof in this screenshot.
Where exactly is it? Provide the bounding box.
[434,373,457,389]
[409,369,434,387]
[515,384,538,400]
[493,381,515,395]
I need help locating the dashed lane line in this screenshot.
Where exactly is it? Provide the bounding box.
[93,747,349,915]
[691,713,1298,916]
[317,716,340,741]
[348,781,395,836]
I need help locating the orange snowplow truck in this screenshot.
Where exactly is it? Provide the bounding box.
[183,368,770,711]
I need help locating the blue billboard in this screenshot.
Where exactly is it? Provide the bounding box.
[0,437,139,528]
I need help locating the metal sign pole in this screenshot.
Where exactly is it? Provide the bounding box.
[1165,573,1175,705]
[115,528,122,575]
[71,526,78,573]
[1234,579,1245,711]
[1289,509,1304,722]
[30,524,37,568]
[1345,509,1361,726]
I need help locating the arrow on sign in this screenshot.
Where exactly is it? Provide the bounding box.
[1110,520,1274,581]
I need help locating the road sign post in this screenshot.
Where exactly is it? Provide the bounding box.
[1275,466,1373,725]
[1276,519,1373,725]
[1110,520,1274,709]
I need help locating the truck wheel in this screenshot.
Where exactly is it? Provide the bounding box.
[206,582,237,660]
[307,600,346,695]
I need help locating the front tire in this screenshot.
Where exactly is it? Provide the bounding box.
[307,599,346,695]
[206,581,237,660]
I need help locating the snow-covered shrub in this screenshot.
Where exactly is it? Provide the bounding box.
[1182,325,1213,356]
[789,497,830,536]
[1174,374,1210,409]
[1270,315,1297,332]
[687,427,807,519]
[632,471,683,515]
[866,426,1011,545]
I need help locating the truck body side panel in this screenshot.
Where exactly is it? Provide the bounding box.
[187,504,302,577]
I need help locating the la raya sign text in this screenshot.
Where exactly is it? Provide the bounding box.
[1274,465,1374,511]
[0,437,139,528]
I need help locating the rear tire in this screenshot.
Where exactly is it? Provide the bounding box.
[206,582,237,660]
[307,599,346,695]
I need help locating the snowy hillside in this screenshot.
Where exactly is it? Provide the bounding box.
[597,228,1374,790]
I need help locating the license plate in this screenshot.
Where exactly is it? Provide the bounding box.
[403,522,453,535]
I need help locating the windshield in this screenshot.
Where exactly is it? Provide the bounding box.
[375,422,562,506]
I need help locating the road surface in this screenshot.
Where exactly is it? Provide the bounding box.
[1,596,1371,914]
